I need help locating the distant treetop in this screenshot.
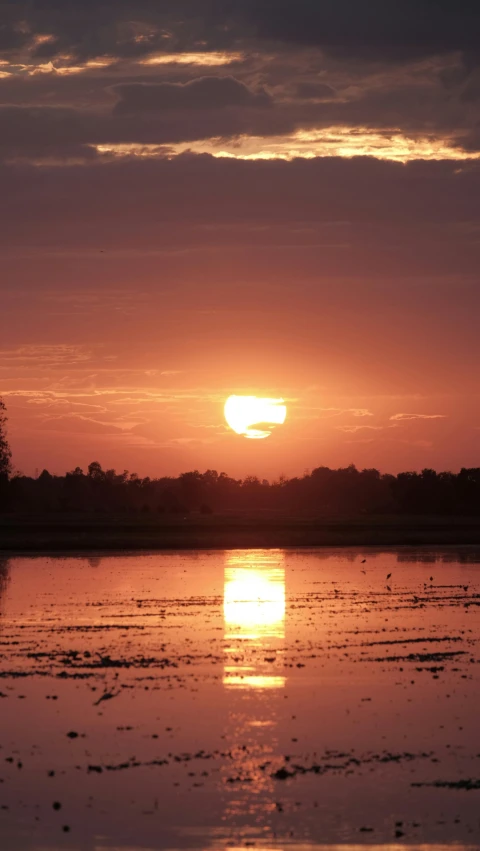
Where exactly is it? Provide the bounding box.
[3,459,480,516]
[0,398,12,479]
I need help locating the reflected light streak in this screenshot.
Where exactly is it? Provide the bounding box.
[223,551,285,690]
[224,569,285,635]
[223,675,285,689]
[222,847,469,851]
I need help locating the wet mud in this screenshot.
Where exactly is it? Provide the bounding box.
[0,548,479,850]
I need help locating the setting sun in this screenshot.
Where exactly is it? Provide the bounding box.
[224,395,287,439]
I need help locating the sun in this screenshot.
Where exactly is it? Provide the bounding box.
[224,395,287,439]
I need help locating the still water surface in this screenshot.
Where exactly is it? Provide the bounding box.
[0,548,480,851]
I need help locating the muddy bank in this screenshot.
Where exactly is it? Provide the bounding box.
[2,513,480,550]
[1,549,479,849]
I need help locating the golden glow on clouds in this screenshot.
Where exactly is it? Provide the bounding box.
[141,51,244,66]
[32,34,56,46]
[186,129,480,163]
[54,59,115,75]
[224,395,287,440]
[93,128,480,164]
[95,144,162,159]
[0,58,114,77]
[0,49,242,79]
[390,412,447,421]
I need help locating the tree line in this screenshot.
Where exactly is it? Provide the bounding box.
[2,461,480,516]
[1,399,480,515]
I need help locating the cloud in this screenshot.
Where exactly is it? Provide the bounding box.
[338,425,384,433]
[1,47,479,166]
[351,408,374,417]
[242,0,480,63]
[294,82,336,101]
[167,130,480,163]
[0,345,93,368]
[0,102,291,163]
[390,413,447,421]
[3,154,479,240]
[1,2,478,477]
[2,154,480,299]
[36,414,131,436]
[0,2,239,63]
[141,52,244,67]
[3,1,479,68]
[113,76,271,115]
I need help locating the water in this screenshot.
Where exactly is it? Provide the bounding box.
[0,548,479,851]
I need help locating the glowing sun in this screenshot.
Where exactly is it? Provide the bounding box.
[224,395,287,439]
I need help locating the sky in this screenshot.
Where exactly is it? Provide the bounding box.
[1,0,480,479]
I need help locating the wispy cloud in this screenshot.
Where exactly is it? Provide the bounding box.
[38,412,149,431]
[0,345,93,368]
[338,425,385,433]
[0,56,114,77]
[140,51,244,67]
[93,130,480,165]
[390,413,447,421]
[351,408,374,417]
[299,406,374,420]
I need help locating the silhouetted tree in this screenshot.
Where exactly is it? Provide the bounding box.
[88,461,104,480]
[2,457,480,517]
[0,398,12,478]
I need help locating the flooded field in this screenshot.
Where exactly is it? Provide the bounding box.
[0,548,479,851]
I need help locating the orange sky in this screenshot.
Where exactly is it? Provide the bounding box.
[1,2,480,478]
[1,258,476,478]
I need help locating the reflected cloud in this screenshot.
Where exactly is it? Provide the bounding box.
[223,550,285,690]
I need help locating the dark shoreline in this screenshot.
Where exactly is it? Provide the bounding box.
[2,514,480,551]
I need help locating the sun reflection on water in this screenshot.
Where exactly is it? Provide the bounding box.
[223,551,285,689]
